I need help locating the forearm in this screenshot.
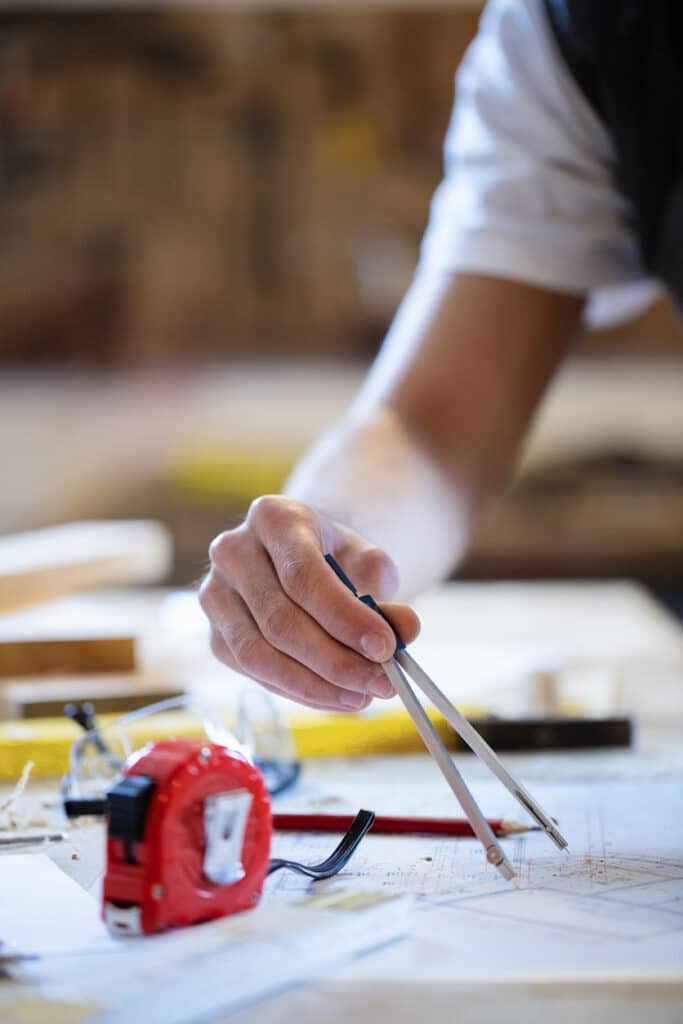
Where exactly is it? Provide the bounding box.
[286,270,583,599]
[285,405,470,601]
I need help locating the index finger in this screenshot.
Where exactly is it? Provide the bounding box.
[251,512,397,663]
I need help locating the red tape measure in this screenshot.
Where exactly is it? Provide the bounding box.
[103,740,272,936]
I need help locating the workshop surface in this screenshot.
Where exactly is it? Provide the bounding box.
[1,581,682,1023]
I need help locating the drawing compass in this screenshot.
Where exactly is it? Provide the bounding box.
[325,555,569,882]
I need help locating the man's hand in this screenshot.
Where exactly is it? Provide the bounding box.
[199,496,420,711]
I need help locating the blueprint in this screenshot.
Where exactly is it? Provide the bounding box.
[266,772,683,979]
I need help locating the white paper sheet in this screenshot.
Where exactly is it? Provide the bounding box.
[266,778,683,979]
[0,854,411,1024]
[0,853,118,958]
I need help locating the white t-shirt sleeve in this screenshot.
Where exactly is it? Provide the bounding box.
[419,0,646,295]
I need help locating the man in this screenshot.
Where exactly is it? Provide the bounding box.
[200,1,681,711]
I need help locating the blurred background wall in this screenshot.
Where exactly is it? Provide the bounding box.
[1,3,681,611]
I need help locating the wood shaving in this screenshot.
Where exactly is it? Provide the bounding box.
[0,761,49,831]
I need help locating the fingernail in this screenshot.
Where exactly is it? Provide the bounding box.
[367,677,394,699]
[360,632,391,661]
[339,691,366,710]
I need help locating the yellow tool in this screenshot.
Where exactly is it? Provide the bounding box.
[0,702,486,780]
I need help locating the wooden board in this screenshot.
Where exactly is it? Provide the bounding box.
[0,671,184,719]
[0,636,135,678]
[0,520,172,614]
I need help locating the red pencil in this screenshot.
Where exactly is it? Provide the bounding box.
[272,813,538,838]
